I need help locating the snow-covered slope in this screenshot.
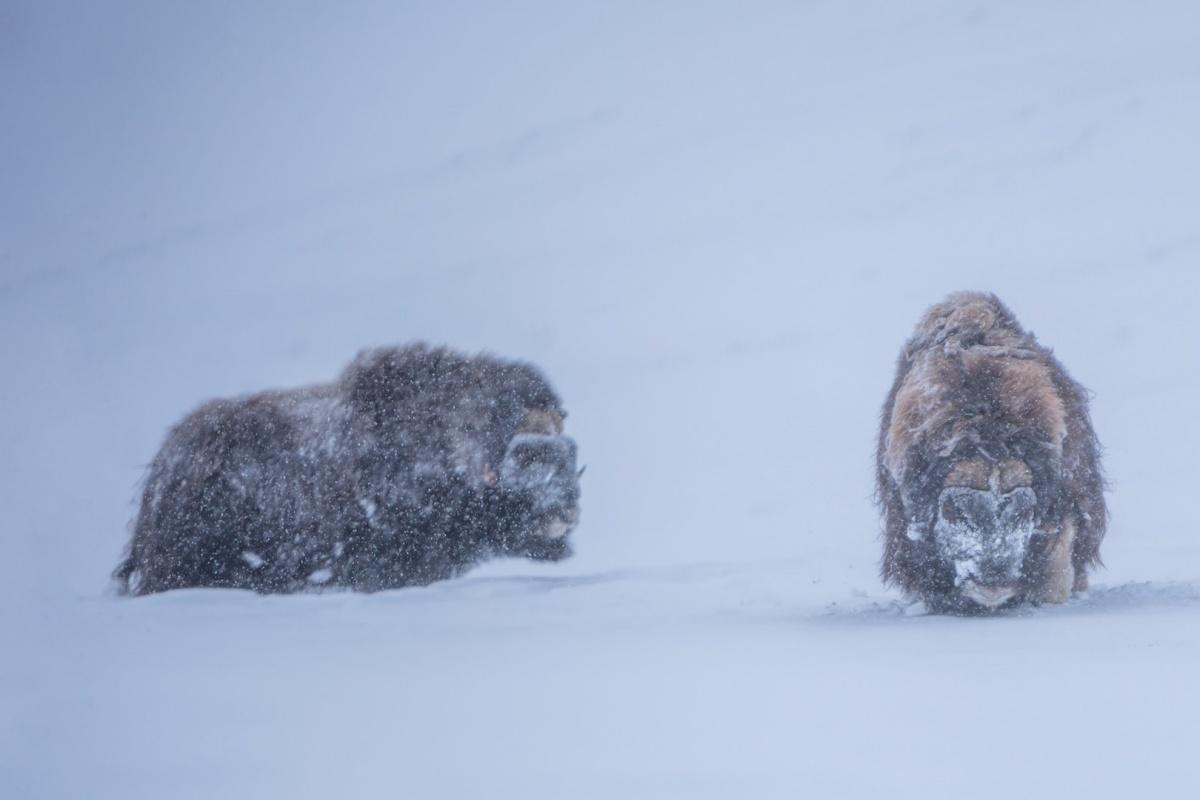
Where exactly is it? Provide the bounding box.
[4,1,1199,797]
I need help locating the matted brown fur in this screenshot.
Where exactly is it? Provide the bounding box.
[876,292,1106,609]
[113,343,582,595]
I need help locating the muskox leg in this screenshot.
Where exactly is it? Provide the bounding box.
[1031,516,1077,604]
[121,473,267,594]
[1072,551,1090,593]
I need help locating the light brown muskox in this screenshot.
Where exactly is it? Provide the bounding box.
[876,292,1106,613]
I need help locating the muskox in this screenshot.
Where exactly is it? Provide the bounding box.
[114,344,582,595]
[876,292,1106,613]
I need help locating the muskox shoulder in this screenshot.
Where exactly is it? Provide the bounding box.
[338,343,565,473]
[883,293,1064,480]
[340,344,563,424]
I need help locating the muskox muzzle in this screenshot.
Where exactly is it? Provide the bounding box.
[934,486,1038,609]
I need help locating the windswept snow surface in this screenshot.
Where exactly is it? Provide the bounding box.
[4,1,1200,797]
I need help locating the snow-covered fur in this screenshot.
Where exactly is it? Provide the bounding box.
[114,344,581,595]
[876,292,1106,613]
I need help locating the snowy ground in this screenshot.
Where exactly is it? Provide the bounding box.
[4,1,1200,797]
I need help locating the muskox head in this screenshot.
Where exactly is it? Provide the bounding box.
[923,458,1041,610]
[492,407,582,561]
[341,344,584,566]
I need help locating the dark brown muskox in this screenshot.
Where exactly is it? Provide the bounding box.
[876,292,1106,613]
[114,344,581,595]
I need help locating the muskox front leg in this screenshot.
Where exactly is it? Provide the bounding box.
[1029,516,1078,604]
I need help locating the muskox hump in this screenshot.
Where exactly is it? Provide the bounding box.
[114,344,582,595]
[875,292,1106,613]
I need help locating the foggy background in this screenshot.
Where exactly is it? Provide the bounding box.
[4,2,1199,797]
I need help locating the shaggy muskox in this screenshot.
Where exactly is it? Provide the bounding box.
[114,344,581,595]
[876,292,1106,613]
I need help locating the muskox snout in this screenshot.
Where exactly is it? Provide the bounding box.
[500,433,581,520]
[934,486,1038,606]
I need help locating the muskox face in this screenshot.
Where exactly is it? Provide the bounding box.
[494,408,581,561]
[925,458,1044,611]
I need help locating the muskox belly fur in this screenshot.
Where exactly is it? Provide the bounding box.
[876,292,1106,613]
[114,344,582,595]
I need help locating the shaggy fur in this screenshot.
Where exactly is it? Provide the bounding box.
[876,292,1106,612]
[114,344,581,595]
